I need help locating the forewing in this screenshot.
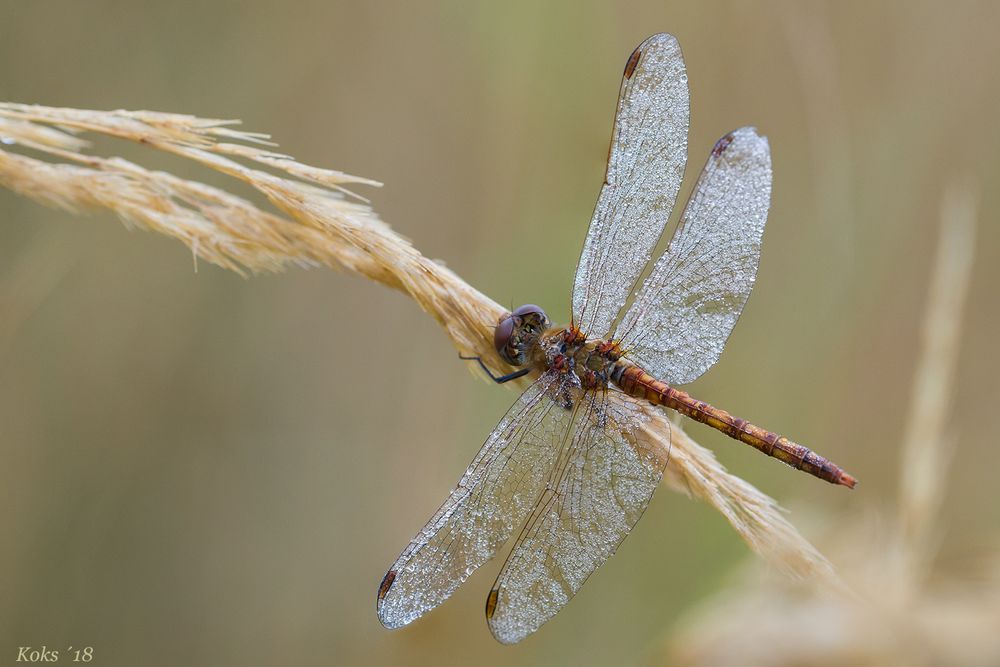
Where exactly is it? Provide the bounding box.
[572,33,689,339]
[377,371,577,630]
[615,127,772,385]
[486,389,665,644]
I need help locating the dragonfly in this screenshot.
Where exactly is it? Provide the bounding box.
[377,32,856,645]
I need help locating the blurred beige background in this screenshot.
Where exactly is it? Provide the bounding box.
[2,1,999,665]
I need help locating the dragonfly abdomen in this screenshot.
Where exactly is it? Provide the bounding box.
[612,362,856,488]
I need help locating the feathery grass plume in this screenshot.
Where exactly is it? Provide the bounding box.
[890,182,978,602]
[662,178,991,666]
[0,103,836,581]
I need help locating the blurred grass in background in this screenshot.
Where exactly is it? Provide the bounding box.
[1,1,998,665]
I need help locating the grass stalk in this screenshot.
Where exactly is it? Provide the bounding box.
[0,102,837,582]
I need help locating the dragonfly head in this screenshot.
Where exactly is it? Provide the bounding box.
[495,304,549,366]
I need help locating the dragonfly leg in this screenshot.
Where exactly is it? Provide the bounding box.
[459,354,531,384]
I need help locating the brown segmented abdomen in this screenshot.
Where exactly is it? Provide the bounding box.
[612,361,856,488]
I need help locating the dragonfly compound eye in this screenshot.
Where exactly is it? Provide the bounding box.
[494,315,516,361]
[496,305,550,366]
[512,304,547,321]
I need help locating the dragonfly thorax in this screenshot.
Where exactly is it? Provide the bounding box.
[531,328,621,391]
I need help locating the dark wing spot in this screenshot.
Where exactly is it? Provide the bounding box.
[378,570,397,602]
[624,47,642,79]
[485,588,499,619]
[711,132,734,158]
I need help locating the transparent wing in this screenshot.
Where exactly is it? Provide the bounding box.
[486,388,665,644]
[377,371,577,630]
[572,33,689,339]
[614,127,772,385]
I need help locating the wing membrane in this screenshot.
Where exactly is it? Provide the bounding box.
[615,127,772,385]
[377,371,577,629]
[572,33,689,339]
[486,389,665,644]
